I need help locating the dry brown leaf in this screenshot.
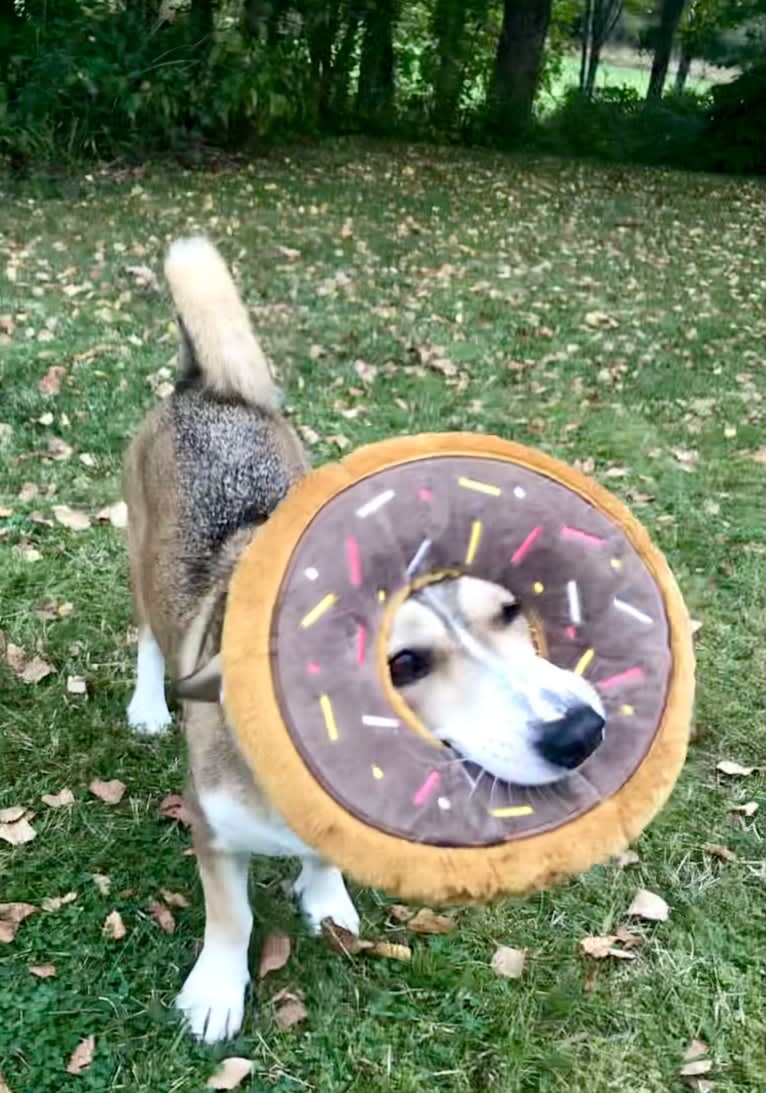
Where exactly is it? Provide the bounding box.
[52,505,91,532]
[18,482,39,502]
[42,891,77,913]
[367,941,412,961]
[47,435,73,461]
[206,1057,253,1089]
[0,902,38,943]
[702,842,737,862]
[67,675,87,696]
[158,793,192,825]
[491,945,526,979]
[38,365,67,396]
[681,1060,714,1078]
[149,899,175,934]
[0,814,37,846]
[580,935,618,958]
[258,931,291,979]
[321,918,411,961]
[0,805,25,823]
[614,925,643,949]
[89,779,126,805]
[615,848,640,868]
[41,788,74,809]
[6,643,54,685]
[683,1038,709,1061]
[274,994,308,1030]
[729,801,758,817]
[626,888,669,922]
[95,500,127,528]
[405,908,455,935]
[29,963,57,978]
[92,873,111,895]
[159,888,189,909]
[103,910,127,940]
[716,759,756,777]
[0,505,12,518]
[66,1035,95,1075]
[125,264,159,291]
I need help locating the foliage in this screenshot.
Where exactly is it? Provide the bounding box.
[703,60,766,171]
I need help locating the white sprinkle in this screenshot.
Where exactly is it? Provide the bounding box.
[362,715,400,729]
[513,486,526,499]
[406,537,432,577]
[614,598,653,625]
[437,796,451,810]
[356,489,395,519]
[567,579,582,625]
[304,566,319,581]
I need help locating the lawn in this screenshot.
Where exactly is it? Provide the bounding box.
[1,141,764,1093]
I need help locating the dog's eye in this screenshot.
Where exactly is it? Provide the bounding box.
[498,601,521,626]
[389,649,432,688]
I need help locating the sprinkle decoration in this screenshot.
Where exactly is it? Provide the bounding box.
[413,771,440,807]
[561,526,606,547]
[319,694,339,742]
[346,536,362,587]
[574,647,595,676]
[300,592,337,629]
[567,580,582,625]
[614,598,653,625]
[458,476,502,497]
[362,715,400,729]
[597,666,645,691]
[465,520,483,565]
[511,525,543,564]
[356,489,395,519]
[490,805,535,818]
[356,624,367,666]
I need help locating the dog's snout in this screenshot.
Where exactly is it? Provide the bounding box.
[537,705,605,770]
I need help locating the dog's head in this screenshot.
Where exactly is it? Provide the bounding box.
[387,576,605,786]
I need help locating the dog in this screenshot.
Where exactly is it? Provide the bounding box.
[123,237,606,1043]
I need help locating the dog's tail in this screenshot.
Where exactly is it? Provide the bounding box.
[164,236,277,410]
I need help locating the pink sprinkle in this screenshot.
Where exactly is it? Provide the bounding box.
[597,666,645,691]
[511,525,543,565]
[307,661,321,676]
[561,525,606,547]
[356,624,367,666]
[413,770,440,807]
[418,487,433,501]
[346,536,362,586]
[565,625,577,640]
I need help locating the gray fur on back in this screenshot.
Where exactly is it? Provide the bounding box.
[172,385,303,592]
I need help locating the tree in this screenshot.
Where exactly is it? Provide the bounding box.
[579,0,625,97]
[646,0,689,100]
[356,0,398,127]
[489,0,553,133]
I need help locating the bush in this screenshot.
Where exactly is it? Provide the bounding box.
[703,62,766,174]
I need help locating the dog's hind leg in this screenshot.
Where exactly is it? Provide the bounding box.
[176,837,252,1043]
[294,857,360,937]
[127,625,172,735]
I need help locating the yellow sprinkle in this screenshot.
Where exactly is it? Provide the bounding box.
[533,581,544,594]
[465,520,483,565]
[611,558,623,570]
[621,704,635,715]
[300,593,337,628]
[574,647,595,676]
[490,805,534,818]
[458,476,501,497]
[372,765,384,780]
[319,694,339,742]
[377,588,387,603]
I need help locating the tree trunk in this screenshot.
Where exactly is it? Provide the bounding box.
[674,44,692,91]
[307,1,341,121]
[331,10,361,117]
[190,0,214,43]
[584,42,601,97]
[579,0,594,92]
[356,0,397,127]
[646,0,688,101]
[489,0,552,134]
[432,0,468,129]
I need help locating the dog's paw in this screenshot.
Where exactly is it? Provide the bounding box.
[294,862,360,936]
[127,692,172,736]
[176,949,249,1043]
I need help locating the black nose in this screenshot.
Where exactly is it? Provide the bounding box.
[537,706,605,770]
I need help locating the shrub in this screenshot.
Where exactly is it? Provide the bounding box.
[703,62,766,174]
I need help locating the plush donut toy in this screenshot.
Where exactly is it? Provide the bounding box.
[222,434,694,904]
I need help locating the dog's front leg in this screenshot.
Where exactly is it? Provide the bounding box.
[176,834,252,1043]
[293,857,360,936]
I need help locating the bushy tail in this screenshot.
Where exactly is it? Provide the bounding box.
[164,236,277,410]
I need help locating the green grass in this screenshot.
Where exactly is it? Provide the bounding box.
[1,141,764,1093]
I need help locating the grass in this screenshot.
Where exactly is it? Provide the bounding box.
[1,141,764,1093]
[543,52,720,106]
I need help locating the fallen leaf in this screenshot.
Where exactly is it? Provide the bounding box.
[89,779,126,804]
[354,359,378,384]
[41,788,75,808]
[615,848,640,867]
[0,806,25,823]
[148,898,175,934]
[491,945,526,979]
[626,888,669,922]
[47,436,73,461]
[614,925,643,948]
[18,482,39,502]
[367,941,412,960]
[729,801,758,817]
[125,263,159,291]
[0,815,37,846]
[681,1059,714,1078]
[38,365,67,396]
[745,445,766,464]
[702,842,736,862]
[274,993,308,1030]
[5,643,55,685]
[158,793,192,825]
[159,888,189,909]
[258,931,291,979]
[584,309,617,329]
[580,935,618,958]
[66,675,87,696]
[404,908,455,934]
[206,1057,253,1089]
[0,505,12,518]
[42,891,77,912]
[321,919,411,961]
[103,910,127,940]
[92,873,112,895]
[716,759,756,777]
[29,963,57,978]
[0,902,38,943]
[684,1038,709,1061]
[66,1035,95,1075]
[52,505,91,532]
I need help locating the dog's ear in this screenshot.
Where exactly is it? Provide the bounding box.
[172,653,222,704]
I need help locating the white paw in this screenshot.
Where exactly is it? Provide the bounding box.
[294,862,360,936]
[176,948,249,1043]
[127,692,172,735]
